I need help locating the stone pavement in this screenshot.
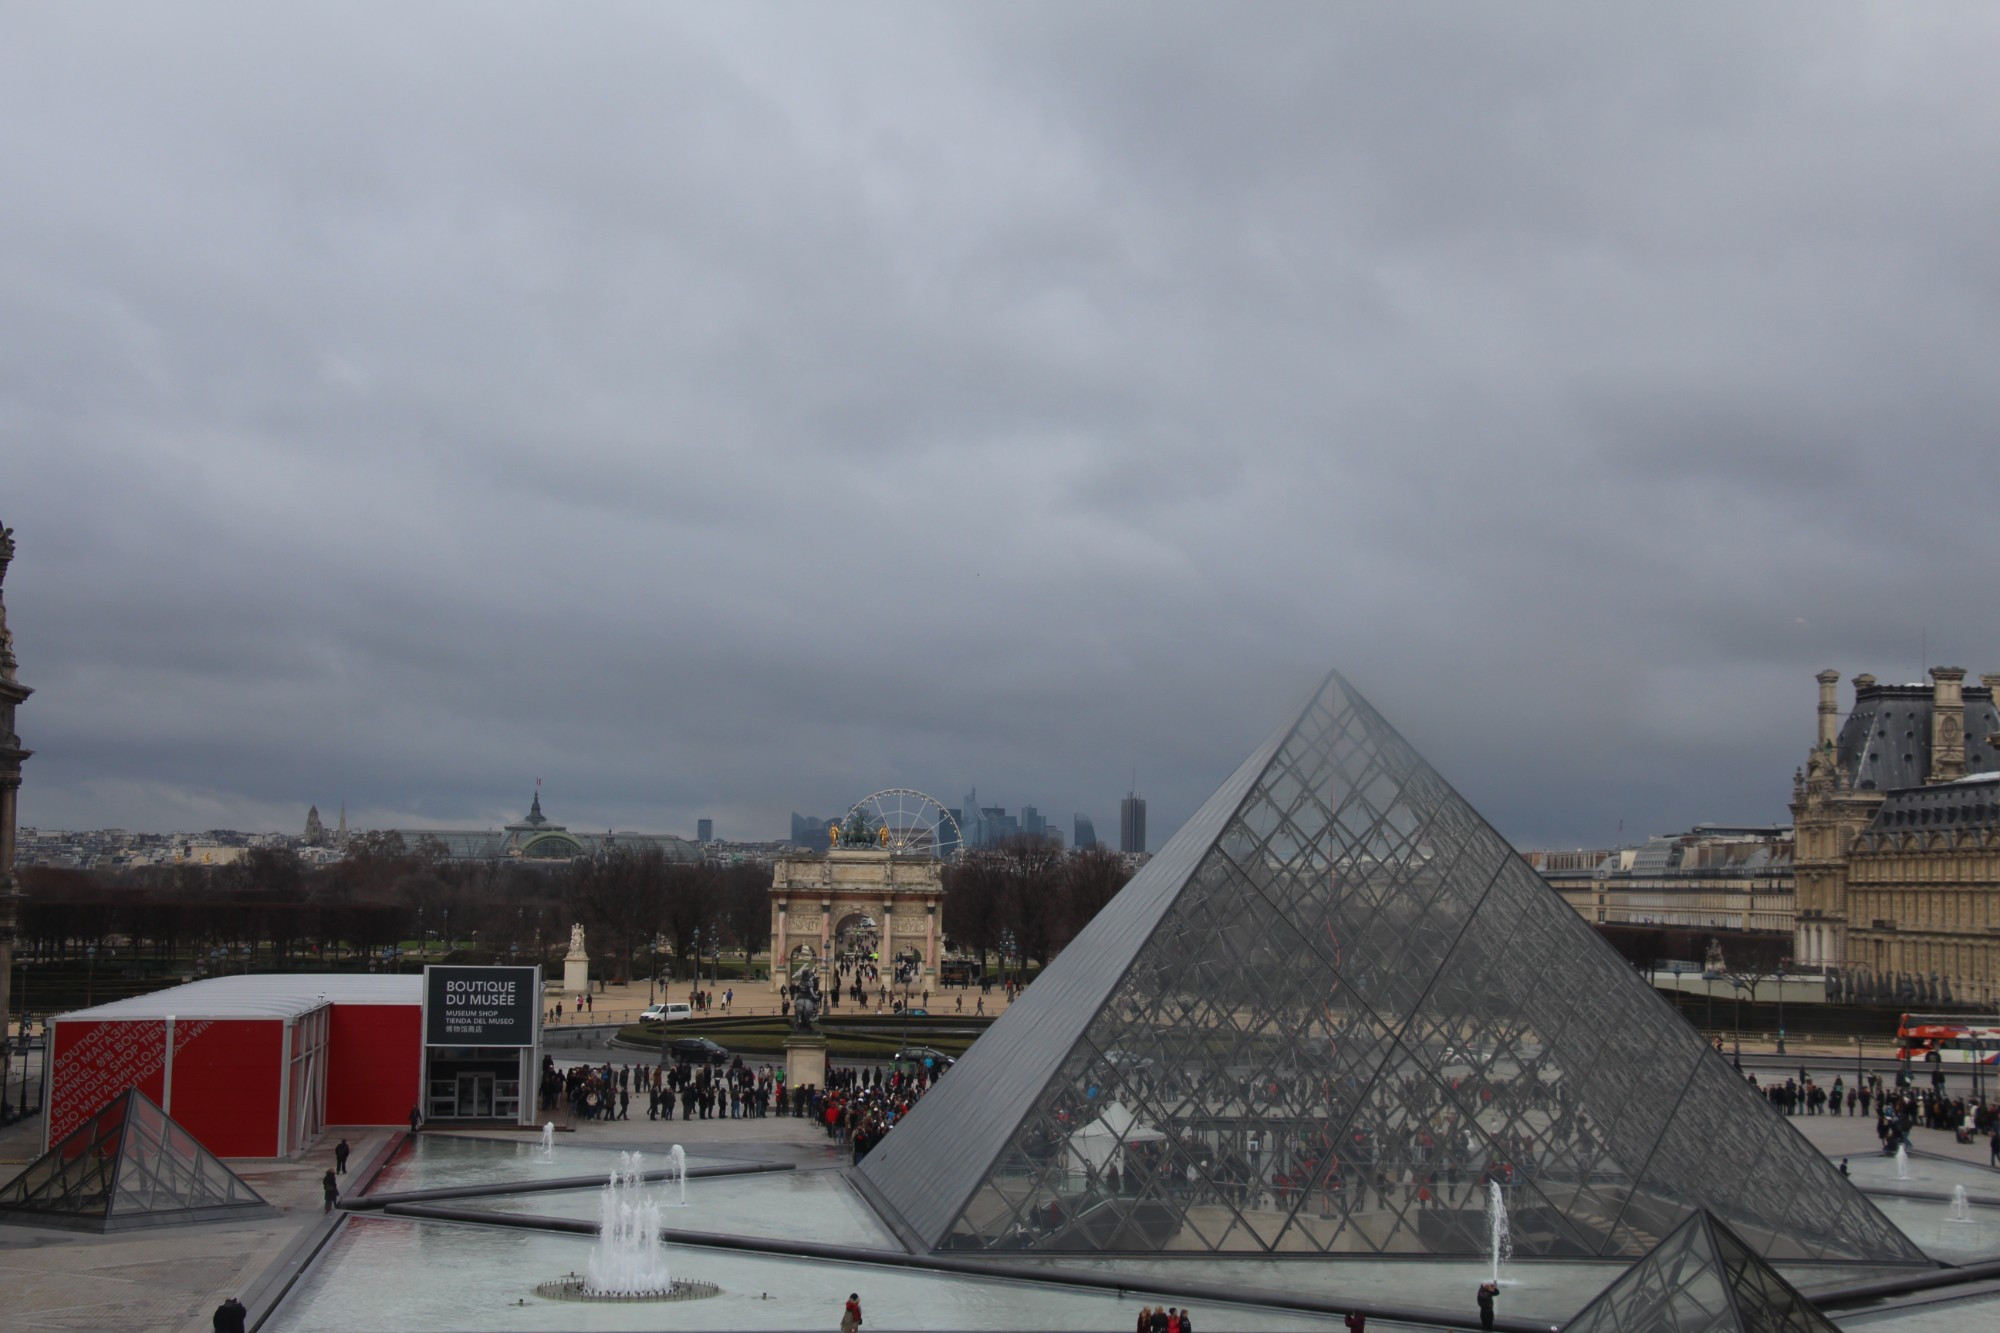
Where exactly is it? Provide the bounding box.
[1790,1106,2000,1173]
[497,1093,851,1168]
[0,1111,397,1333]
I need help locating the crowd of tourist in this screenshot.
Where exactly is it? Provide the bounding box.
[1743,1065,1999,1162]
[535,1051,948,1139]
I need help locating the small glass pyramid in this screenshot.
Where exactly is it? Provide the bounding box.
[0,1088,270,1231]
[1565,1208,1845,1332]
[858,670,1925,1264]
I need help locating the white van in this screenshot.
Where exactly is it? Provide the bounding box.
[640,1002,693,1024]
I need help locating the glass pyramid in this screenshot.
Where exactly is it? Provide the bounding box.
[857,670,1925,1264]
[0,1088,270,1231]
[1564,1209,1845,1332]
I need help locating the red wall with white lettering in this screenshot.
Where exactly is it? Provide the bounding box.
[49,993,426,1158]
[326,1004,422,1126]
[49,1018,286,1156]
[48,1019,168,1144]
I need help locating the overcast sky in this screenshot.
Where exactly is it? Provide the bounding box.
[3,4,1997,849]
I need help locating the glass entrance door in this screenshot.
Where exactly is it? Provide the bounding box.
[455,1072,494,1118]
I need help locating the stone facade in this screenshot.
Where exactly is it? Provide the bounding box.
[1537,828,1795,934]
[767,848,944,993]
[1792,667,2000,1007]
[0,521,31,1095]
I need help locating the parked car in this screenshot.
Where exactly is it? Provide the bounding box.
[891,1045,955,1070]
[665,1036,730,1065]
[639,1002,693,1024]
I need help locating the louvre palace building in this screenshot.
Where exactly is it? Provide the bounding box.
[1793,667,2000,1007]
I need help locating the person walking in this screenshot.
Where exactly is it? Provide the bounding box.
[334,1138,350,1174]
[1343,1312,1366,1333]
[408,1104,423,1133]
[1136,1305,1153,1333]
[321,1168,339,1214]
[1477,1281,1499,1332]
[840,1292,863,1333]
[211,1297,248,1333]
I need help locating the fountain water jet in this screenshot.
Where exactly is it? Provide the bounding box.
[533,1148,718,1303]
[538,1123,555,1162]
[667,1144,687,1206]
[1948,1185,1973,1224]
[1895,1144,1911,1181]
[585,1152,671,1296]
[1486,1180,1515,1286]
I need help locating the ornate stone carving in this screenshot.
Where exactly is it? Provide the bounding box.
[0,522,15,682]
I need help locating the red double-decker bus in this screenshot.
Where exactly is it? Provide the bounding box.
[1896,1013,2000,1064]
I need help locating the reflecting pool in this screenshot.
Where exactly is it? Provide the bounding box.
[447,1165,902,1251]
[262,1137,2000,1333]
[271,1215,1347,1333]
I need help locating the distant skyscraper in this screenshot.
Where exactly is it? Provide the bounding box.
[697,818,713,843]
[1073,814,1098,850]
[790,812,835,852]
[1120,792,1147,854]
[981,806,1018,845]
[960,788,983,849]
[1020,805,1045,840]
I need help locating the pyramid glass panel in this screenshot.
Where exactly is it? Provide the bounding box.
[0,1089,269,1232]
[1565,1209,1845,1332]
[857,670,1927,1263]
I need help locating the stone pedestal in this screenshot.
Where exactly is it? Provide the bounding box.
[784,1034,828,1093]
[562,952,589,998]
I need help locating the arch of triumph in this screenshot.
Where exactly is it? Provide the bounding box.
[768,846,944,994]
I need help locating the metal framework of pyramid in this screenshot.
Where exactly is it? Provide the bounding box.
[1565,1209,1844,1332]
[0,1088,270,1231]
[857,670,1925,1264]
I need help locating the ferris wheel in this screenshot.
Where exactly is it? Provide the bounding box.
[844,788,963,859]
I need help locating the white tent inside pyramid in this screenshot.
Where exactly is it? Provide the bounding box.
[1564,1208,1846,1332]
[857,670,1926,1264]
[0,1088,270,1231]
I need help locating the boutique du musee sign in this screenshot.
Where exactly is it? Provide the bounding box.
[424,965,539,1047]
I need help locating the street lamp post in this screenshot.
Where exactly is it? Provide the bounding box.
[1775,958,1790,1056]
[1730,979,1743,1066]
[12,967,27,1119]
[85,944,97,1008]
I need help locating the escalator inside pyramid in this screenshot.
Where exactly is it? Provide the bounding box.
[857,670,1925,1265]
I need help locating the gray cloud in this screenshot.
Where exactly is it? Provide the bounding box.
[3,4,1997,850]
